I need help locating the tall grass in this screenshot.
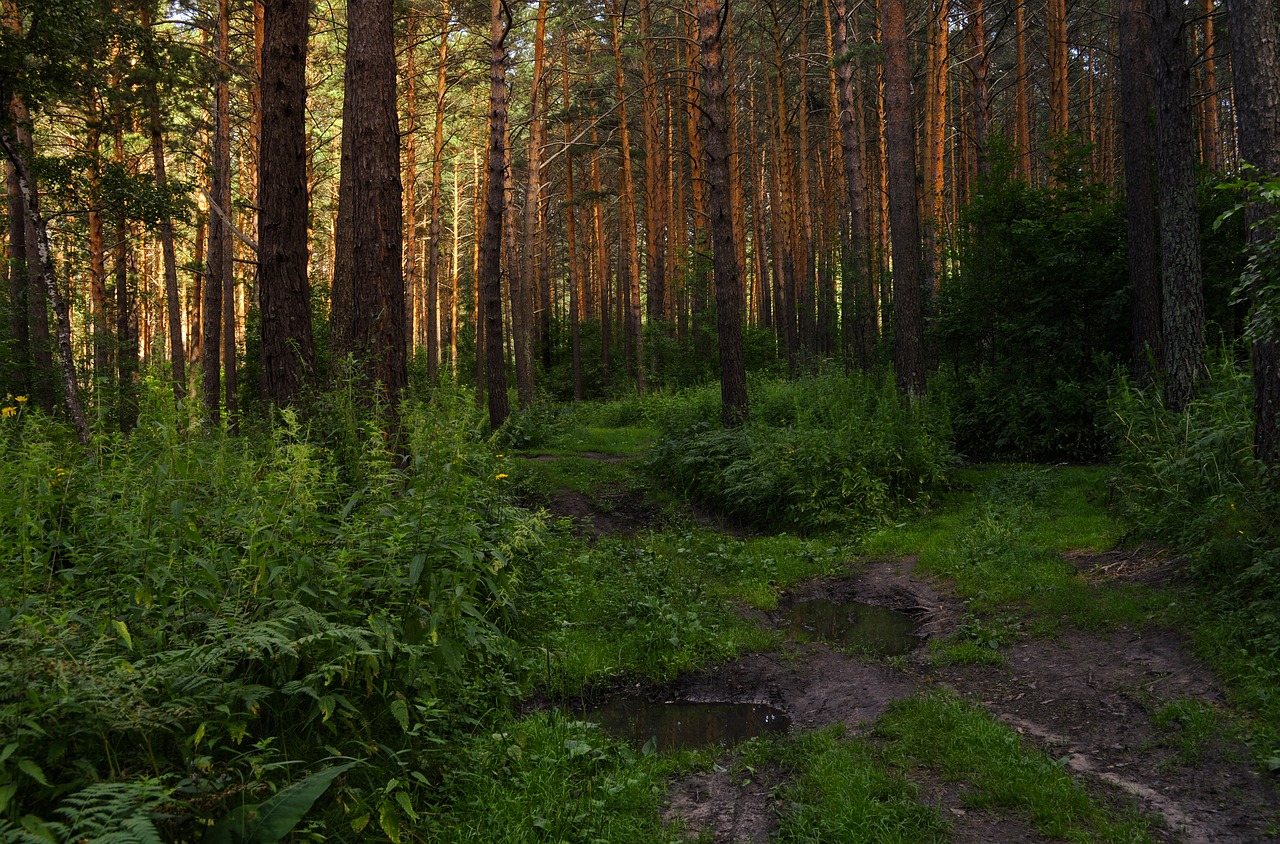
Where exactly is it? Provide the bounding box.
[1108,359,1280,764]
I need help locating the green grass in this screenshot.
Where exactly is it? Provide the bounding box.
[747,727,949,843]
[876,694,1157,842]
[862,465,1165,635]
[428,710,684,843]
[537,424,659,456]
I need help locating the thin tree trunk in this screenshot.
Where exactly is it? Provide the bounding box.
[517,0,548,407]
[640,0,667,330]
[1047,0,1069,136]
[832,0,872,367]
[86,108,110,390]
[425,1,450,383]
[564,39,583,400]
[479,0,511,427]
[608,0,645,393]
[1014,0,1031,179]
[403,6,420,350]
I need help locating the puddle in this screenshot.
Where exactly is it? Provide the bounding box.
[582,699,791,751]
[782,598,922,655]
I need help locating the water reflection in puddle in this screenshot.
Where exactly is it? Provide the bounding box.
[582,699,790,751]
[783,598,921,655]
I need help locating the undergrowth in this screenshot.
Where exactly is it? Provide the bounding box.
[0,381,539,840]
[1108,359,1280,767]
[649,372,953,533]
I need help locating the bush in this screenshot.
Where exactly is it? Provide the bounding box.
[650,373,953,532]
[935,141,1129,460]
[0,382,541,839]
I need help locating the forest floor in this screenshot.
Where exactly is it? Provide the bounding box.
[512,427,1280,844]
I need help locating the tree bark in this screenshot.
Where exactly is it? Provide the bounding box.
[424,0,450,384]
[516,0,548,407]
[0,128,89,443]
[479,0,511,428]
[608,0,645,393]
[258,0,316,406]
[1153,0,1206,412]
[203,0,230,425]
[881,0,927,396]
[698,0,748,426]
[831,0,872,368]
[1119,0,1160,382]
[331,0,408,408]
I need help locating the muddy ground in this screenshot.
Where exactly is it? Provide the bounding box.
[526,455,1280,842]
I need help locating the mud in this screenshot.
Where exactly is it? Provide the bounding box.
[543,487,663,538]
[661,557,1280,843]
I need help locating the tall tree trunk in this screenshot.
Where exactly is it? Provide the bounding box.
[1119,0,1160,382]
[564,39,583,400]
[608,0,645,393]
[331,0,408,408]
[258,0,316,406]
[881,0,927,395]
[140,5,187,403]
[1199,0,1221,171]
[832,0,872,368]
[1047,0,1069,136]
[479,0,511,428]
[967,0,991,178]
[425,0,450,384]
[86,106,110,391]
[1153,0,1206,412]
[698,0,748,426]
[516,0,548,407]
[1225,0,1280,463]
[6,156,30,395]
[1014,0,1031,180]
[640,0,667,330]
[403,6,420,350]
[0,129,90,443]
[113,121,137,430]
[204,0,230,425]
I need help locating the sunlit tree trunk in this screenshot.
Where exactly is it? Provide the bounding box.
[403,7,420,350]
[1047,0,1069,137]
[640,0,667,330]
[425,1,450,384]
[608,0,645,393]
[86,105,110,391]
[516,0,547,407]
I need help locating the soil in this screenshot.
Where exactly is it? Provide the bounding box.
[534,451,1280,842]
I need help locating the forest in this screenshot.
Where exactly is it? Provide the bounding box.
[1,0,1279,838]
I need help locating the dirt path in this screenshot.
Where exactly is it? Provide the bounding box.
[527,452,1280,842]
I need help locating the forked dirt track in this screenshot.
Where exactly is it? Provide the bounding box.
[529,456,1280,842]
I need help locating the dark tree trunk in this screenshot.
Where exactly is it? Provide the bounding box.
[881,0,927,396]
[331,0,407,407]
[258,0,316,406]
[1119,0,1161,381]
[6,158,30,394]
[424,1,450,385]
[1225,0,1280,464]
[1153,0,1206,412]
[203,0,230,425]
[698,0,748,426]
[140,5,187,403]
[0,128,90,443]
[832,0,872,368]
[479,0,511,428]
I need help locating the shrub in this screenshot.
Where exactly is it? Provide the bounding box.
[650,373,953,532]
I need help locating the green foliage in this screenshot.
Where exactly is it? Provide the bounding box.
[0,382,539,837]
[650,373,953,532]
[936,143,1129,460]
[1216,168,1280,345]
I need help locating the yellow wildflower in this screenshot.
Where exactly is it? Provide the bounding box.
[1,406,15,418]
[495,473,509,480]
[14,396,26,403]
